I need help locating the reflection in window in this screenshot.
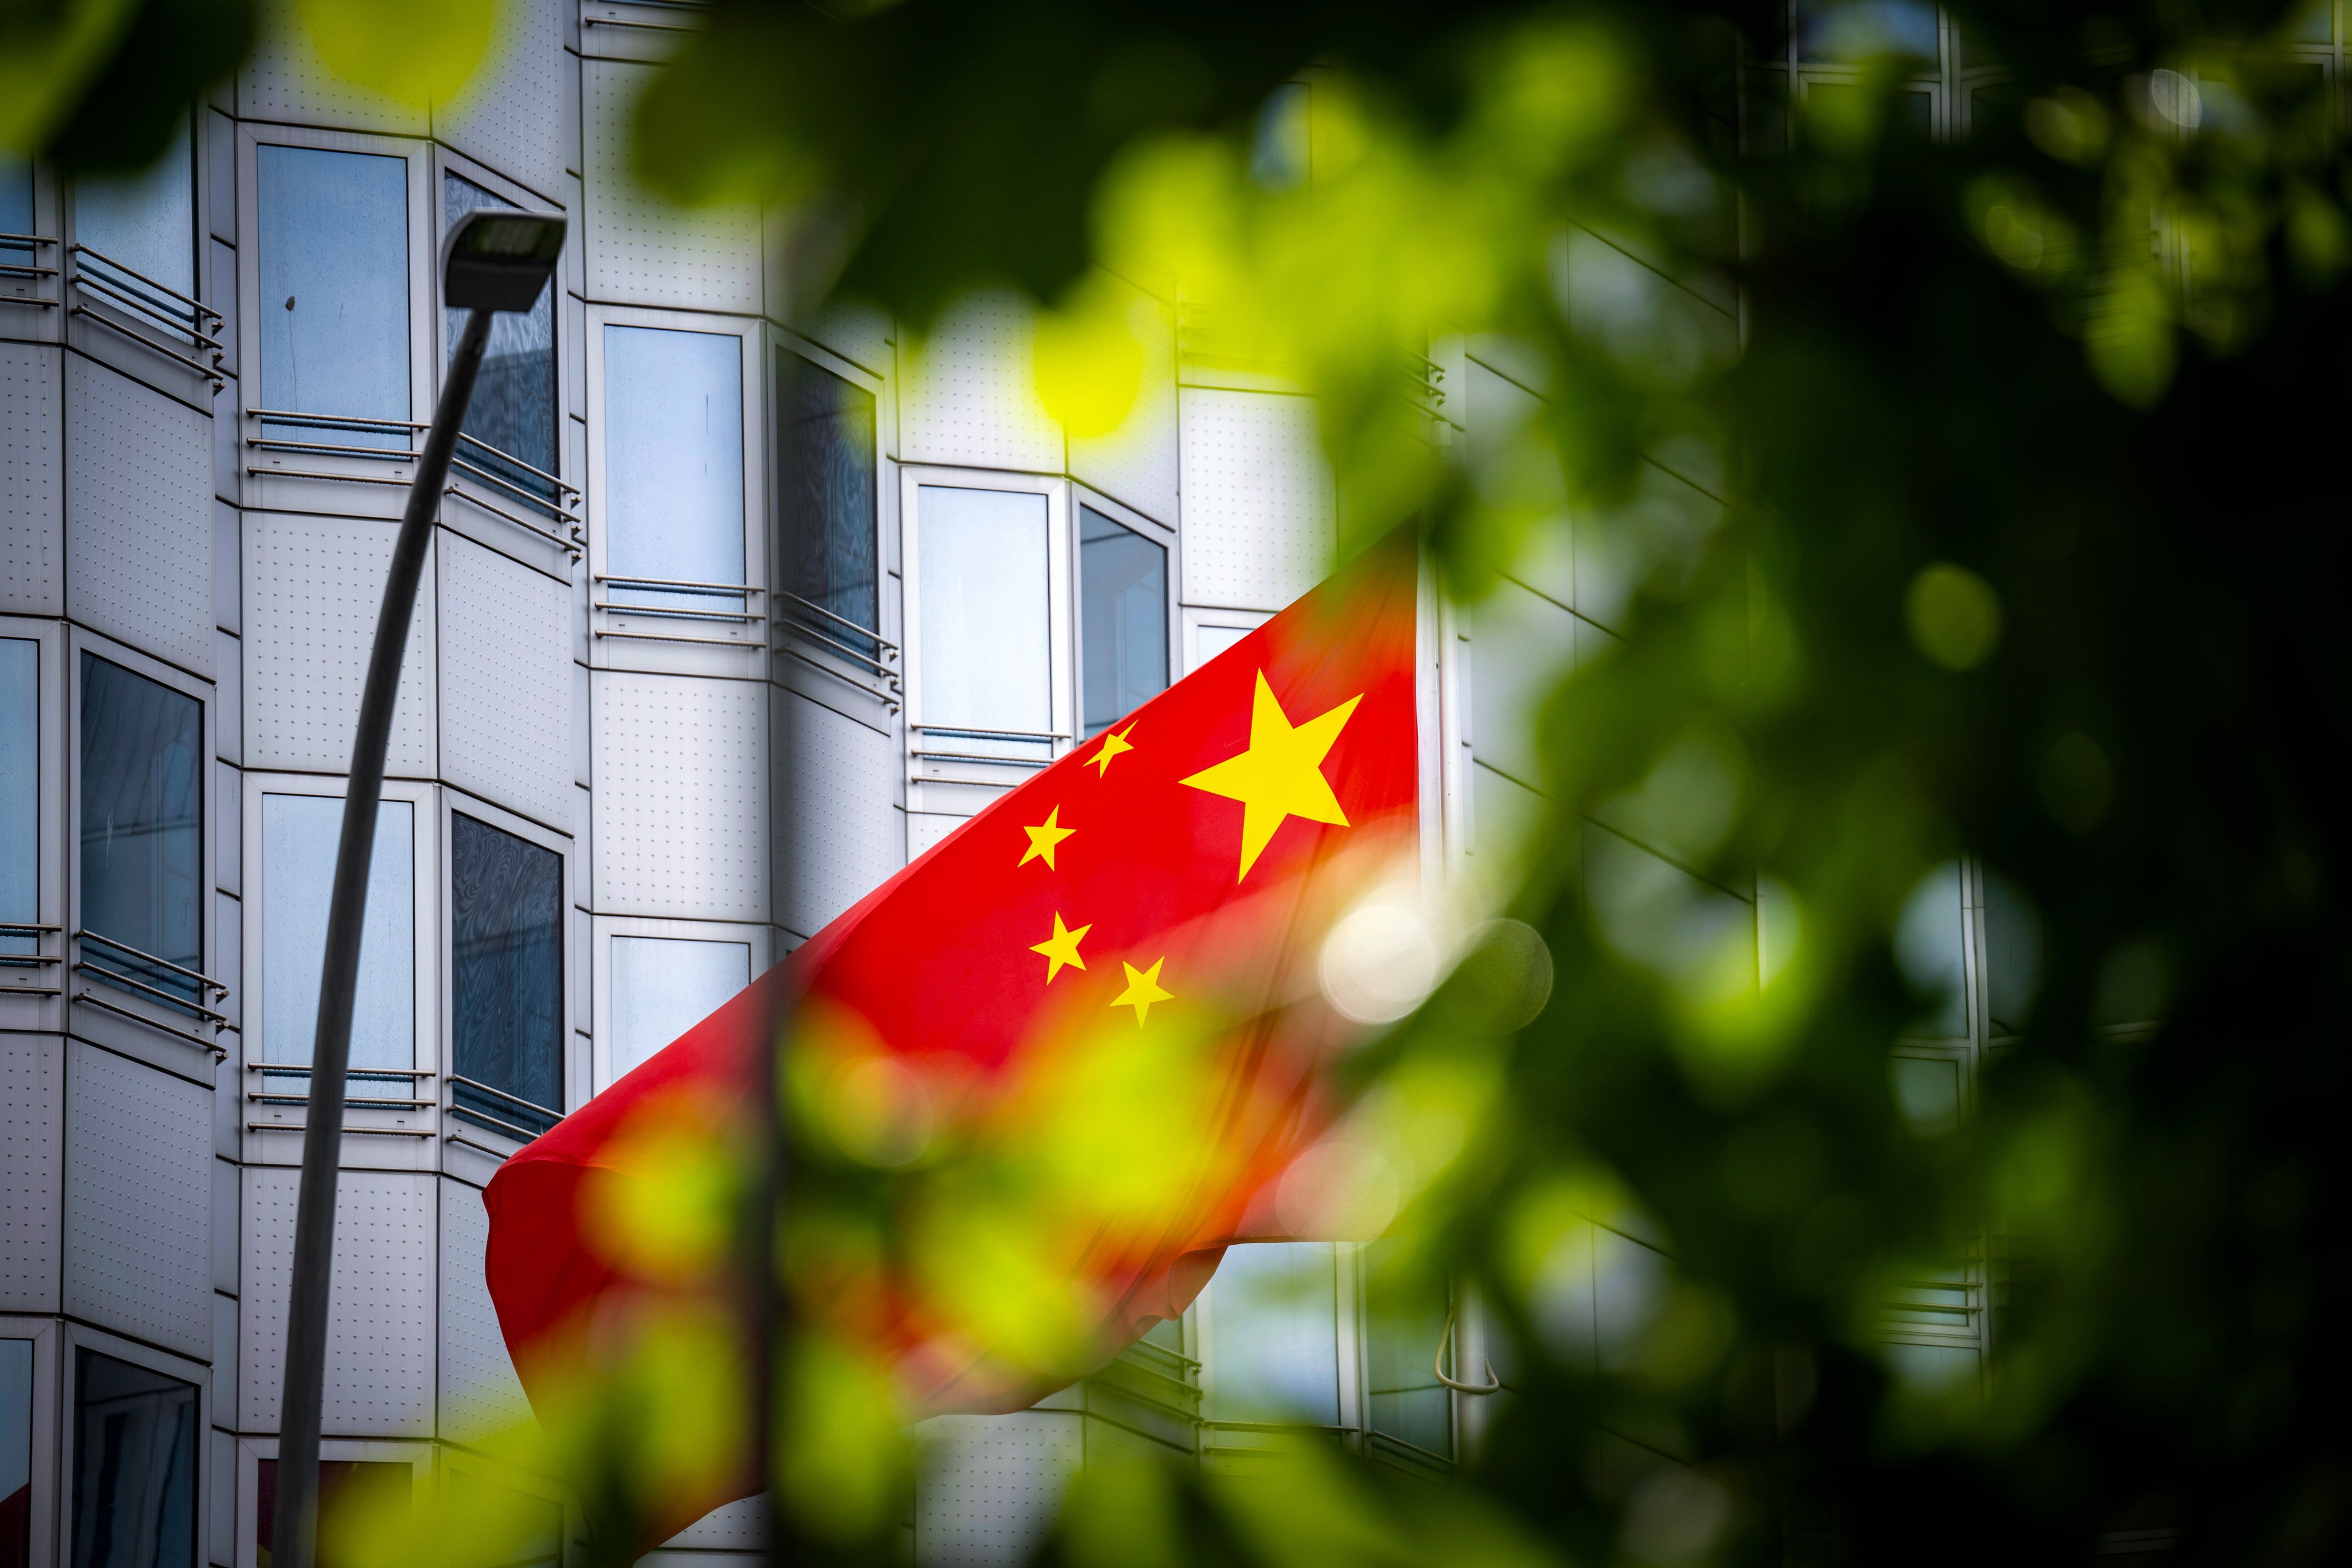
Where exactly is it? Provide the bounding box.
[73,118,194,298]
[70,1349,197,1568]
[451,814,563,1138]
[1,641,33,960]
[604,325,743,613]
[776,349,878,656]
[443,173,557,501]
[609,935,749,1083]
[0,153,32,279]
[261,795,414,1079]
[80,655,202,1003]
[1211,1243,1340,1424]
[916,486,1050,758]
[257,145,408,443]
[255,1459,411,1568]
[1363,1239,1451,1459]
[1078,506,1167,738]
[1,1339,28,1568]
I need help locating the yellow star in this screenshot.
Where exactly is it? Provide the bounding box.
[1018,806,1075,870]
[1029,912,1091,983]
[1179,670,1361,881]
[1110,957,1173,1028]
[1087,724,1136,778]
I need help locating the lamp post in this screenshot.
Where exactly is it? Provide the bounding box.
[271,206,567,1568]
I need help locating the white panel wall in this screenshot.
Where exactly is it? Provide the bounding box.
[1177,388,1333,613]
[237,0,429,136]
[913,1412,1082,1568]
[898,291,1063,474]
[774,689,900,938]
[244,515,437,774]
[592,671,767,921]
[242,1167,435,1436]
[433,0,569,202]
[439,532,572,828]
[581,60,762,315]
[0,1034,61,1312]
[665,1498,765,1551]
[66,358,213,677]
[63,1042,213,1358]
[438,1177,531,1442]
[1068,278,1179,525]
[0,341,60,615]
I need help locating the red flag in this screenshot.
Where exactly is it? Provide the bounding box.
[483,535,1420,1534]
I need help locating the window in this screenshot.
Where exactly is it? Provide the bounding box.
[255,1459,410,1568]
[603,325,743,612]
[256,145,408,443]
[451,814,563,1138]
[1077,505,1167,737]
[1,640,33,961]
[80,655,202,1007]
[914,485,1051,759]
[609,935,748,1082]
[261,795,414,1078]
[443,172,557,498]
[1210,1242,1341,1424]
[775,349,879,655]
[1,1339,28,1568]
[74,117,195,298]
[0,152,33,285]
[70,1349,197,1568]
[1363,1241,1451,1460]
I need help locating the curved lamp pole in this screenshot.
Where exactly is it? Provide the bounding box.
[271,206,567,1568]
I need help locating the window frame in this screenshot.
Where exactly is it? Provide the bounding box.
[60,106,219,399]
[1071,481,1179,741]
[234,1436,435,1568]
[589,913,771,1095]
[0,150,59,317]
[0,1315,63,1568]
[0,615,66,1029]
[57,1322,209,1568]
[584,301,767,681]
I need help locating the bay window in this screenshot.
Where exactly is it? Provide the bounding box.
[451,813,563,1139]
[79,654,203,1012]
[259,793,415,1086]
[1,640,33,962]
[609,934,750,1082]
[71,1350,197,1568]
[255,144,409,449]
[776,347,879,659]
[443,171,559,512]
[1078,504,1168,737]
[601,323,746,616]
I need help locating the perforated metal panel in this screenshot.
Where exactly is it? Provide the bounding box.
[1467,577,1576,787]
[898,291,1063,474]
[63,1040,212,1358]
[1177,389,1333,612]
[433,0,567,201]
[238,0,428,134]
[65,358,213,676]
[906,812,961,864]
[0,1033,61,1312]
[244,514,436,774]
[242,1166,436,1436]
[775,689,900,937]
[1069,282,1178,524]
[913,1412,1082,1568]
[581,60,761,313]
[0,341,60,615]
[438,1177,531,1441]
[213,1288,239,1428]
[592,671,766,920]
[665,1497,766,1551]
[440,531,572,828]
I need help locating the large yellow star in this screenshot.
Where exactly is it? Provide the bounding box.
[1087,724,1136,778]
[1029,912,1091,983]
[1018,806,1075,870]
[1179,671,1361,881]
[1111,957,1172,1028]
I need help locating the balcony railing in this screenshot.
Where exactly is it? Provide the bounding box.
[450,1074,563,1142]
[67,244,225,387]
[910,724,1064,767]
[774,590,901,710]
[72,929,229,1054]
[248,408,582,557]
[0,920,62,996]
[0,234,60,305]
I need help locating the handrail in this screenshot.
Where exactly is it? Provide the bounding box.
[913,724,1068,741]
[67,244,222,327]
[250,408,430,433]
[73,271,226,350]
[246,466,412,489]
[449,1073,563,1123]
[596,574,755,596]
[75,929,229,996]
[250,1062,435,1077]
[456,431,578,497]
[910,750,1055,767]
[773,588,894,650]
[75,989,226,1058]
[775,615,899,678]
[448,1102,551,1143]
[247,437,415,463]
[594,627,758,648]
[450,454,578,520]
[71,307,225,387]
[442,485,583,558]
[593,600,762,623]
[75,960,231,1024]
[1433,1307,1501,1395]
[781,645,901,712]
[0,233,60,288]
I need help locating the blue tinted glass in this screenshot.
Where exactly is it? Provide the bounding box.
[777,349,878,647]
[0,1339,28,1566]
[604,325,743,609]
[0,152,32,275]
[79,655,202,985]
[451,813,562,1137]
[0,640,33,957]
[1211,1243,1341,1424]
[1079,506,1167,737]
[257,145,408,431]
[609,935,748,1082]
[443,172,556,486]
[262,794,414,1073]
[74,118,194,298]
[1363,1238,1452,1458]
[72,1349,199,1568]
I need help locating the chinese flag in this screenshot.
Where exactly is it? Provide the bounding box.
[482,534,1421,1535]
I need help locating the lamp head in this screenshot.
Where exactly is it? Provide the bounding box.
[443,207,566,314]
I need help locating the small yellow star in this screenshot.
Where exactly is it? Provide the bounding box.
[1029,912,1092,984]
[1110,957,1172,1028]
[1018,806,1076,870]
[1179,670,1361,882]
[1087,724,1137,778]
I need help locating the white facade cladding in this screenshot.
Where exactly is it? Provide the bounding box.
[0,7,2011,1567]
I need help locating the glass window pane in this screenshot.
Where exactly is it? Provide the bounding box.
[79,654,203,996]
[257,145,408,436]
[1078,506,1167,738]
[1983,870,2041,1036]
[776,349,878,650]
[1798,0,1940,62]
[1,640,34,959]
[1211,1242,1339,1424]
[0,153,29,236]
[1195,623,1253,669]
[603,325,744,612]
[1893,859,1965,1038]
[915,485,1050,748]
[451,814,563,1137]
[1363,1239,1451,1458]
[71,1349,198,1568]
[256,1459,411,1568]
[261,794,414,1076]
[443,172,556,485]
[74,117,194,299]
[609,934,749,1082]
[1,1339,29,1567]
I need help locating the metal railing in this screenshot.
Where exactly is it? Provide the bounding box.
[249,1061,437,1111]
[449,1074,563,1141]
[74,929,229,1026]
[67,244,225,386]
[249,407,582,550]
[910,723,1064,767]
[0,234,60,302]
[596,574,763,624]
[0,920,60,968]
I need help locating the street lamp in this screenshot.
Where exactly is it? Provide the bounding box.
[270,206,567,1568]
